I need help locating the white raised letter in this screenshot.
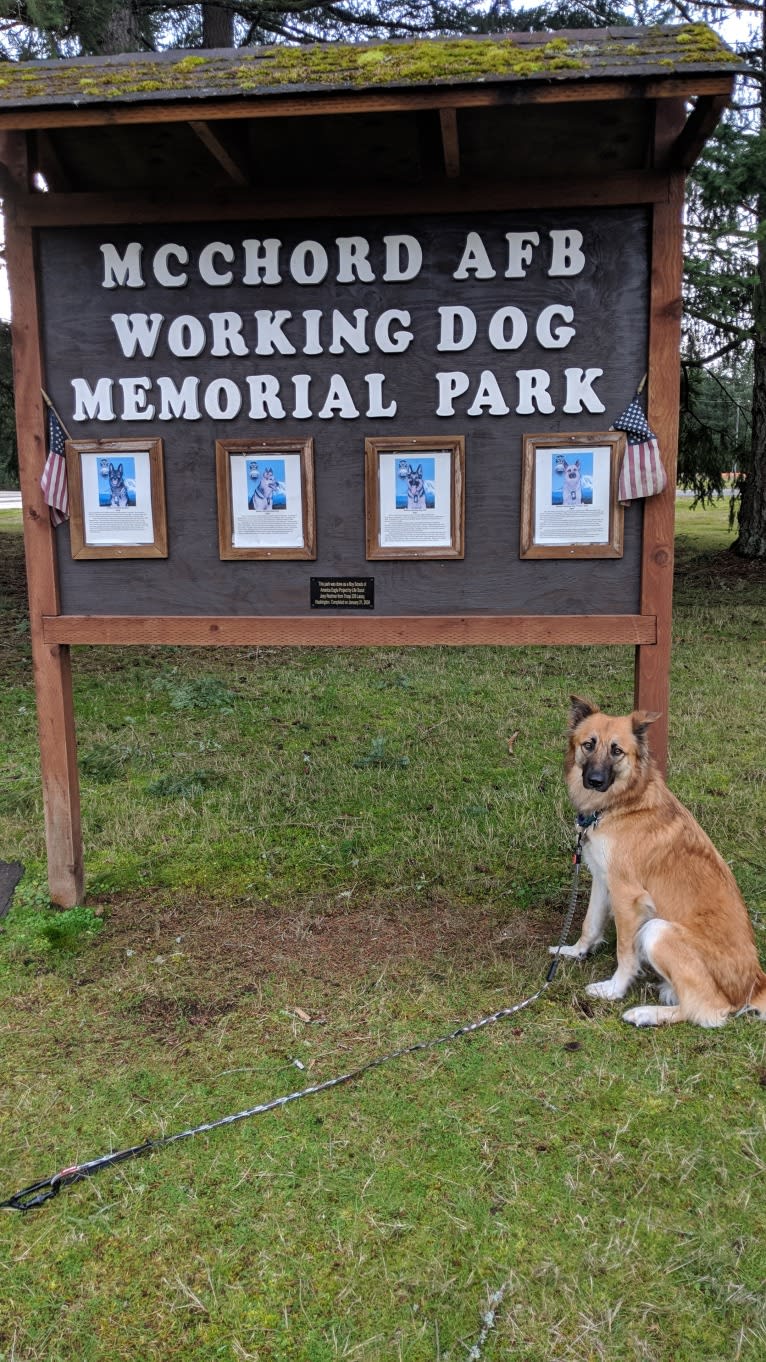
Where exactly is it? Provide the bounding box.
[318,375,359,420]
[167,315,206,358]
[437,306,477,353]
[101,242,144,289]
[247,376,287,420]
[365,374,396,418]
[563,368,605,413]
[330,309,369,355]
[199,242,235,287]
[254,310,296,356]
[204,379,242,420]
[487,306,527,351]
[454,232,495,281]
[516,370,555,415]
[71,377,115,421]
[536,305,575,349]
[374,310,413,354]
[153,243,189,288]
[336,237,375,284]
[119,376,154,421]
[210,312,249,357]
[242,239,282,286]
[549,230,585,277]
[436,372,470,416]
[291,374,312,419]
[467,371,510,417]
[290,241,329,285]
[157,376,201,420]
[111,313,163,359]
[505,232,540,279]
[382,235,422,282]
[302,310,323,356]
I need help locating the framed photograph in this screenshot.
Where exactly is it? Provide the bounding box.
[365,436,465,560]
[216,438,316,561]
[65,437,167,559]
[520,431,626,560]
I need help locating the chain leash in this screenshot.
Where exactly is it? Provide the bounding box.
[1,828,587,1214]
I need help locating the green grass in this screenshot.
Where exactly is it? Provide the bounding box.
[0,498,764,1360]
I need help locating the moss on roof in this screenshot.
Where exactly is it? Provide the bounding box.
[0,24,740,109]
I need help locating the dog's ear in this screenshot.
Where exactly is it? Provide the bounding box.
[569,695,598,730]
[630,710,661,752]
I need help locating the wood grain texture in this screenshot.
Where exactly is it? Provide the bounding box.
[41,208,648,621]
[439,108,460,179]
[636,111,686,772]
[42,613,656,647]
[15,172,670,226]
[1,130,84,906]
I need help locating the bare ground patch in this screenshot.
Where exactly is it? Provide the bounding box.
[81,891,562,1005]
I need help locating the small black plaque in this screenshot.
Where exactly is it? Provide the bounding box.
[310,577,375,610]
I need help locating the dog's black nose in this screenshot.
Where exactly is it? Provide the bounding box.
[584,768,608,791]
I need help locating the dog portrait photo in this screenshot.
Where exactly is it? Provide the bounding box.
[98,456,136,509]
[395,458,436,512]
[551,450,593,508]
[553,696,766,1027]
[246,458,287,513]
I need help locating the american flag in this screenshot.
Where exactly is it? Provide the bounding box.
[612,396,667,505]
[40,404,69,525]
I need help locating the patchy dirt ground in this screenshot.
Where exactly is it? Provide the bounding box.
[86,892,562,990]
[67,892,571,1039]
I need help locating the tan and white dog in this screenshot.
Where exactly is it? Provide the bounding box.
[552,696,766,1027]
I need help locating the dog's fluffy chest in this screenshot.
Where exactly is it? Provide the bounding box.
[583,829,610,882]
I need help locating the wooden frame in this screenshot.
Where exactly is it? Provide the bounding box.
[520,431,626,560]
[215,437,316,560]
[65,436,167,559]
[364,435,465,561]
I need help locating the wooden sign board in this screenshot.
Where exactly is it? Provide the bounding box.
[4,24,732,902]
[40,209,648,625]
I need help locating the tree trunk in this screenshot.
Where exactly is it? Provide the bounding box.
[96,2,143,53]
[735,332,766,555]
[202,3,235,48]
[735,9,766,557]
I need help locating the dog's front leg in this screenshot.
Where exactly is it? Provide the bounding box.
[585,886,645,1000]
[549,865,610,961]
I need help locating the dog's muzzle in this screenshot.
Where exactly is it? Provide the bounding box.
[582,763,614,793]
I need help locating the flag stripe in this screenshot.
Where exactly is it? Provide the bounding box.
[618,439,667,504]
[40,406,70,525]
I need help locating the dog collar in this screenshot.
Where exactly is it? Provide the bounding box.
[577,811,602,830]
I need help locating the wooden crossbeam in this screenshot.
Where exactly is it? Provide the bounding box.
[439,107,460,179]
[188,119,249,186]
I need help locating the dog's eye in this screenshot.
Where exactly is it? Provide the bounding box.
[610,743,624,758]
[582,738,596,753]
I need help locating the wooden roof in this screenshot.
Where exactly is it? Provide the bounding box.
[0,24,741,114]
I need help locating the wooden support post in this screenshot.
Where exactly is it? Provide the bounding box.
[635,109,685,772]
[1,130,84,906]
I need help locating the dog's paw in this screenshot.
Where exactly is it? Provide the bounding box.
[585,978,627,1001]
[548,943,588,959]
[622,1005,662,1027]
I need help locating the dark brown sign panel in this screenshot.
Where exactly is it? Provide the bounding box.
[38,208,648,618]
